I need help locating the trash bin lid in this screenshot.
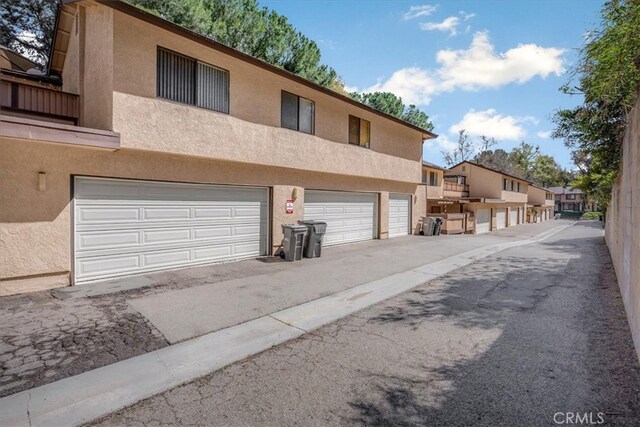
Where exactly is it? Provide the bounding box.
[282,224,308,232]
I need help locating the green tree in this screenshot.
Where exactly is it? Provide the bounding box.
[0,0,58,68]
[509,141,540,180]
[553,0,640,209]
[474,148,517,176]
[350,91,433,130]
[531,155,563,188]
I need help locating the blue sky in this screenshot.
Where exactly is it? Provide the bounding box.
[260,0,603,168]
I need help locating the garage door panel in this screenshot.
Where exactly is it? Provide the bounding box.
[476,208,490,234]
[496,208,507,230]
[389,194,410,238]
[509,209,518,226]
[74,177,268,284]
[304,190,377,246]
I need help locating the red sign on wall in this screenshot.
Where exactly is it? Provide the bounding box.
[286,199,294,214]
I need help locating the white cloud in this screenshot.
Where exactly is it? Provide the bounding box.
[403,4,438,20]
[450,109,528,140]
[420,16,461,36]
[461,11,475,21]
[437,31,565,91]
[349,31,565,107]
[425,134,458,154]
[537,130,552,139]
[363,67,439,105]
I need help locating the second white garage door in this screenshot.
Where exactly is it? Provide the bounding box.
[304,190,377,246]
[389,194,411,238]
[496,208,507,230]
[509,208,518,227]
[476,208,491,234]
[74,177,269,284]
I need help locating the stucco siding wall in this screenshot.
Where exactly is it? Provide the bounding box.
[469,166,502,199]
[111,11,423,163]
[0,138,423,292]
[605,93,640,361]
[113,92,421,183]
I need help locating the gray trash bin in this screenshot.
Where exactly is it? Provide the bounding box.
[298,220,327,258]
[433,217,444,236]
[422,216,436,236]
[281,224,307,261]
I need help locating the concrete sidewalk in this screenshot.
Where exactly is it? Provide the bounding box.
[0,220,574,427]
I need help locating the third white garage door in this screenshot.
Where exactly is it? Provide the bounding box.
[304,190,377,246]
[509,208,518,227]
[476,208,491,234]
[496,208,507,230]
[388,194,411,238]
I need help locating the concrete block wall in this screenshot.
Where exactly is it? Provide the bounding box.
[605,91,640,361]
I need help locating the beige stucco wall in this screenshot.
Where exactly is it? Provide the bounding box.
[0,138,424,291]
[448,163,528,202]
[605,92,640,361]
[422,166,444,199]
[113,92,421,184]
[110,10,424,164]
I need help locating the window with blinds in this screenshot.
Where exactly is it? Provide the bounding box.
[348,115,370,148]
[157,47,229,114]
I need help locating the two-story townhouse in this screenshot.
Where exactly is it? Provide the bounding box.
[527,185,555,222]
[0,0,436,295]
[548,186,598,212]
[422,160,473,234]
[446,161,529,234]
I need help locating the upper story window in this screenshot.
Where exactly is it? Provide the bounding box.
[429,171,439,186]
[503,178,508,190]
[555,195,561,201]
[157,47,229,114]
[566,194,576,200]
[349,115,371,148]
[517,182,521,192]
[511,180,515,191]
[281,91,315,134]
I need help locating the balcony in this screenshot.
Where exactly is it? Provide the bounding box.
[0,76,79,125]
[443,181,469,197]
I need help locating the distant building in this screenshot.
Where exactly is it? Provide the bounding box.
[548,186,598,212]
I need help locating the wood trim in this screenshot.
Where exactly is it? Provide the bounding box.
[0,114,120,149]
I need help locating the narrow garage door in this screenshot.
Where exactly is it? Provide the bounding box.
[509,208,518,227]
[304,190,377,246]
[496,208,507,230]
[389,194,411,238]
[74,177,269,284]
[476,208,491,234]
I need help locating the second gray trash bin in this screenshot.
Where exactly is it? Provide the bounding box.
[298,220,327,258]
[281,224,308,261]
[433,217,444,236]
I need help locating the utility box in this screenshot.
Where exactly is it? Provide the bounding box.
[298,220,327,258]
[281,224,308,261]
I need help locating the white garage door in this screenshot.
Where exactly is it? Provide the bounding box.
[509,208,518,227]
[389,194,411,238]
[74,177,269,284]
[304,190,377,246]
[496,208,507,230]
[476,208,491,234]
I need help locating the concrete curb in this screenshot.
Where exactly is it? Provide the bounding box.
[0,222,574,427]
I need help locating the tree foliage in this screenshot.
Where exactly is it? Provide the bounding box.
[0,0,58,68]
[552,0,640,209]
[349,91,433,130]
[441,130,474,166]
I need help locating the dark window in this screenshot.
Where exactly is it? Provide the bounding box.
[348,115,370,148]
[429,171,438,186]
[503,178,508,190]
[157,47,229,113]
[566,194,576,200]
[511,180,515,191]
[281,91,314,134]
[517,182,521,192]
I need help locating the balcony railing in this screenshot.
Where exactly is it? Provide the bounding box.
[444,181,469,192]
[0,78,79,124]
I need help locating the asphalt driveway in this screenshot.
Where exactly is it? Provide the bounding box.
[94,221,640,426]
